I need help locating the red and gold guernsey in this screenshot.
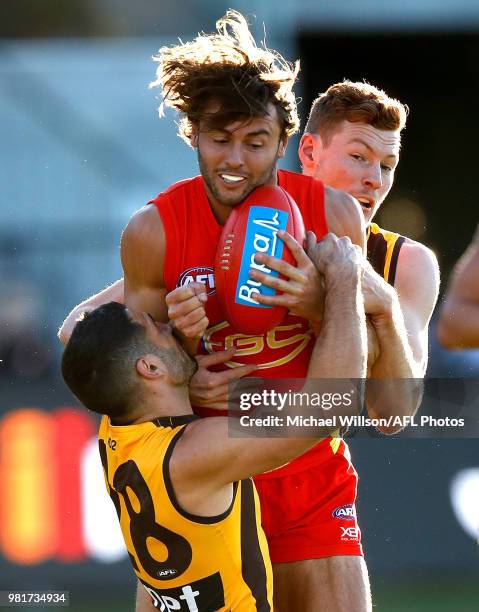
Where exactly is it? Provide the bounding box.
[150,169,336,476]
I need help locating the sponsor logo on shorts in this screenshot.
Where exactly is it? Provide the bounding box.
[178,267,215,295]
[332,504,356,521]
[340,526,359,541]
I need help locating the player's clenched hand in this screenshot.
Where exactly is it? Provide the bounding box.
[165,282,209,339]
[190,349,258,411]
[361,259,396,319]
[248,230,325,324]
[306,231,363,285]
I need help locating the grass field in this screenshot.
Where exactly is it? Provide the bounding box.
[374,577,479,612]
[44,577,477,612]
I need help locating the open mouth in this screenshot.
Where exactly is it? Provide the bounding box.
[219,173,247,186]
[356,197,373,211]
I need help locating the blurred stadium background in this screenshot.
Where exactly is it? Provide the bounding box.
[1,1,478,610]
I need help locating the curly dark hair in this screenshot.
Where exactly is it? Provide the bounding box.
[150,10,300,143]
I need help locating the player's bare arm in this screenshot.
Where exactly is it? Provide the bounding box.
[58,278,125,345]
[169,232,367,516]
[190,349,258,410]
[437,226,479,349]
[121,207,209,355]
[324,186,367,252]
[364,240,440,431]
[135,580,156,612]
[121,205,168,320]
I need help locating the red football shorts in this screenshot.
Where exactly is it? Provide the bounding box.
[253,438,363,563]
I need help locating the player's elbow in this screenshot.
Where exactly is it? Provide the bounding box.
[57,324,68,346]
[58,317,75,346]
[58,306,93,346]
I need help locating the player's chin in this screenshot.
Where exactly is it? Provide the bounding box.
[221,192,252,208]
[216,183,253,206]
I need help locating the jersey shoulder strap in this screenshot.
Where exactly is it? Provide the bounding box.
[367,222,406,286]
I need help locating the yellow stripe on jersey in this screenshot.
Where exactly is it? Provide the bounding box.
[98,415,272,611]
[367,222,406,286]
[329,435,341,455]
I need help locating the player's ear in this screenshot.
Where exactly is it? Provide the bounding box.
[136,355,167,380]
[278,135,288,158]
[190,124,199,148]
[298,132,320,171]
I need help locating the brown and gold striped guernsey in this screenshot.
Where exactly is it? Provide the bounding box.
[98,414,272,611]
[367,222,406,286]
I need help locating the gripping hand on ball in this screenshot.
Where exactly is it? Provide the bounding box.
[248,230,325,325]
[165,282,209,355]
[306,231,363,287]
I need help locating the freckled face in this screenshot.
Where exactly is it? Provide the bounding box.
[301,120,401,223]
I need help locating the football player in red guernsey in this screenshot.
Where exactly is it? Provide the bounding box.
[59,12,437,612]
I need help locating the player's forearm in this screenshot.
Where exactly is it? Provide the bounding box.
[365,301,423,426]
[308,274,367,380]
[437,298,479,349]
[369,297,419,378]
[58,279,125,345]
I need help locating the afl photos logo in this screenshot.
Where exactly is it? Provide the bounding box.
[178,267,215,296]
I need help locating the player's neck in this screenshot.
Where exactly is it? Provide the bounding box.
[129,385,193,424]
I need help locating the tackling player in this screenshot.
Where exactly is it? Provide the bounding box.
[61,228,367,612]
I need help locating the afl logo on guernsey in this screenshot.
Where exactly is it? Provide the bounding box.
[332,504,356,521]
[178,266,215,296]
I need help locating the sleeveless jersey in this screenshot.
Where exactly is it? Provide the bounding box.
[98,414,272,612]
[151,170,327,380]
[367,222,405,287]
[149,171,333,475]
